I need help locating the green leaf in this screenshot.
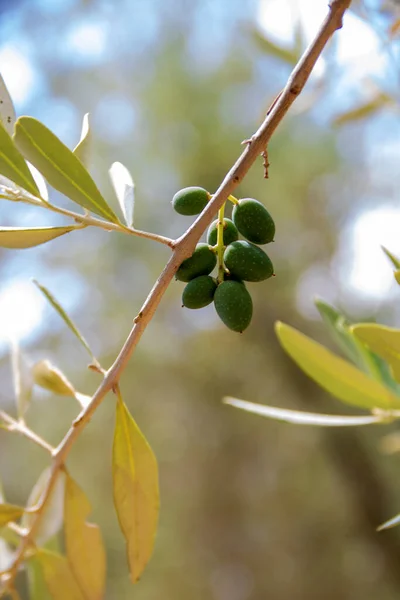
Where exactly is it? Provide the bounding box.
[0,503,24,527]
[112,396,159,583]
[275,321,400,410]
[315,298,399,392]
[223,397,389,427]
[0,226,77,249]
[64,473,106,600]
[249,26,299,65]
[14,117,118,222]
[109,161,135,227]
[10,341,33,419]
[27,559,53,600]
[33,280,98,364]
[23,469,66,546]
[0,121,39,196]
[377,513,400,532]
[32,550,84,600]
[351,324,400,383]
[382,246,400,269]
[0,73,16,136]
[332,93,391,127]
[32,360,76,397]
[73,113,91,167]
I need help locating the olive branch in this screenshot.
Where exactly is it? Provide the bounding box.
[0,1,352,598]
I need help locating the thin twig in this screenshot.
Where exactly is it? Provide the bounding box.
[3,0,352,588]
[0,411,54,454]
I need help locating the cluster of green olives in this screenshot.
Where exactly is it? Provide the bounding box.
[172,186,275,333]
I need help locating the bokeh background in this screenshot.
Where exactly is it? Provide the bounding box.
[2,0,400,598]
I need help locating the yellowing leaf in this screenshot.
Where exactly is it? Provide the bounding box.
[23,469,66,545]
[32,549,84,600]
[332,93,391,127]
[351,324,400,383]
[64,473,106,600]
[0,121,39,197]
[0,503,24,527]
[113,397,159,583]
[0,226,77,249]
[275,322,400,410]
[32,360,76,397]
[14,117,118,222]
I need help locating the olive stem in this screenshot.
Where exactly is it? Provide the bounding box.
[216,204,226,283]
[228,195,239,205]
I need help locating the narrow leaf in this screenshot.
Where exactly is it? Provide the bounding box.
[32,360,76,397]
[382,246,400,269]
[0,504,24,527]
[0,226,77,249]
[113,397,159,583]
[27,559,53,600]
[109,161,135,227]
[32,550,84,600]
[0,121,39,196]
[0,74,16,135]
[28,163,48,201]
[223,397,387,427]
[315,298,399,392]
[351,324,400,383]
[332,93,391,127]
[275,322,400,410]
[249,26,299,65]
[395,270,400,286]
[73,113,91,167]
[0,538,14,572]
[10,340,33,418]
[14,117,118,222]
[33,280,97,363]
[377,514,400,532]
[22,469,66,545]
[64,473,106,600]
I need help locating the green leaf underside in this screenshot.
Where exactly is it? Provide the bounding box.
[351,324,400,383]
[275,322,400,411]
[11,340,33,418]
[0,226,77,249]
[112,397,159,583]
[223,397,388,427]
[0,121,39,196]
[32,549,84,600]
[0,73,16,136]
[64,473,106,600]
[315,298,400,392]
[33,280,97,362]
[14,117,118,222]
[0,503,24,527]
[109,161,135,227]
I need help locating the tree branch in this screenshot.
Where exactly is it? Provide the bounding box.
[3,0,352,589]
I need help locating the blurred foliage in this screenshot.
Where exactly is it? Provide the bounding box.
[2,0,400,598]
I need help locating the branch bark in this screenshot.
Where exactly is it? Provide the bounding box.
[3,0,352,589]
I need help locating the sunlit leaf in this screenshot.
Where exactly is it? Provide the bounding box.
[0,537,14,572]
[395,270,400,286]
[28,163,48,201]
[332,93,391,127]
[0,504,24,527]
[351,324,400,383]
[22,469,66,546]
[113,396,159,583]
[27,559,52,600]
[223,397,388,426]
[382,246,400,269]
[377,513,400,532]
[315,298,399,392]
[0,226,77,249]
[32,550,84,600]
[64,473,106,600]
[32,360,76,397]
[10,340,33,419]
[14,117,118,222]
[275,322,400,410]
[0,121,39,196]
[249,26,299,65]
[0,73,16,136]
[33,280,98,364]
[73,113,91,167]
[109,161,135,227]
